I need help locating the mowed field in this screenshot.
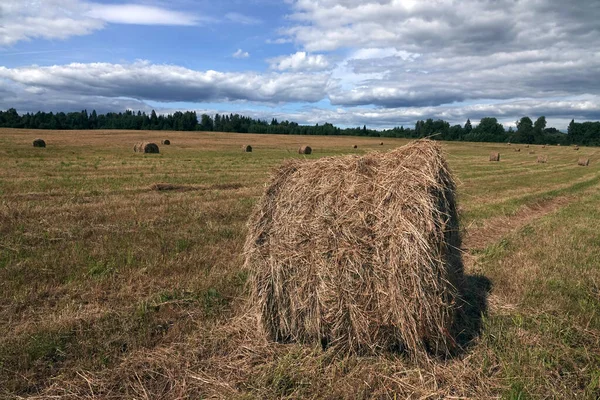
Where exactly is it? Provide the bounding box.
[1,128,599,399]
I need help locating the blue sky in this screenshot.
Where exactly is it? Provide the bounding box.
[1,0,600,129]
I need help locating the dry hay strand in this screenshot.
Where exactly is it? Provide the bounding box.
[578,158,590,166]
[243,144,253,152]
[353,145,358,149]
[298,145,312,155]
[133,142,159,153]
[537,155,548,163]
[161,139,171,145]
[32,138,46,148]
[489,152,500,162]
[244,139,464,360]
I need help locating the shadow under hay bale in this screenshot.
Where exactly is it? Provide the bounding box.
[578,158,590,166]
[161,139,170,145]
[134,142,159,154]
[242,145,252,152]
[244,140,465,360]
[33,138,46,148]
[537,155,548,163]
[489,152,500,161]
[298,145,312,155]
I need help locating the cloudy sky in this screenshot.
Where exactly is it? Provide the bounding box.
[1,0,599,129]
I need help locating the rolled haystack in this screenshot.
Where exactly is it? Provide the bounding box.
[298,145,312,155]
[353,145,358,149]
[33,138,46,148]
[514,148,521,152]
[574,146,580,151]
[161,139,171,145]
[578,158,590,166]
[528,151,535,154]
[244,140,464,359]
[542,145,546,149]
[537,155,548,163]
[507,142,511,145]
[133,142,159,154]
[489,152,500,162]
[526,145,530,148]
[380,142,384,145]
[243,145,253,152]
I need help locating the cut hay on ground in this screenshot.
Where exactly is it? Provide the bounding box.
[298,145,312,155]
[32,138,46,148]
[537,156,548,163]
[244,140,464,359]
[134,142,159,153]
[243,144,252,152]
[578,158,590,166]
[161,139,171,145]
[489,152,500,161]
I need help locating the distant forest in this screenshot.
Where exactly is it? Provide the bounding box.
[1,107,600,146]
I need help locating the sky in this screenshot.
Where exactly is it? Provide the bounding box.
[1,0,600,130]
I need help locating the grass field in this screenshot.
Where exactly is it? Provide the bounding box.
[1,128,599,399]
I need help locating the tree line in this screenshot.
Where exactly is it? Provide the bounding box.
[1,108,599,145]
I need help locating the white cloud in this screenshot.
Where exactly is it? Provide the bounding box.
[86,3,204,26]
[233,49,250,59]
[225,12,261,25]
[269,52,330,71]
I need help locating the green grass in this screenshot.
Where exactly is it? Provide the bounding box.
[0,129,599,398]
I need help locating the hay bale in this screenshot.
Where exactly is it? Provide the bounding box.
[298,145,312,155]
[243,145,253,152]
[489,152,500,162]
[525,145,530,148]
[32,138,46,148]
[133,142,159,154]
[161,139,171,145]
[578,158,590,166]
[574,146,580,151]
[528,151,535,154]
[380,142,384,145]
[353,145,358,149]
[514,148,521,152]
[244,140,463,358]
[537,155,548,163]
[507,142,511,145]
[542,145,546,149]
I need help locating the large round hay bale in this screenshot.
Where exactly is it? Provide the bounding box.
[33,138,46,148]
[514,148,521,152]
[243,144,252,152]
[578,158,590,166]
[134,142,159,154]
[574,146,580,151]
[298,145,312,155]
[244,140,463,358]
[537,155,548,163]
[353,145,358,149]
[380,142,384,145]
[161,139,170,145]
[489,152,500,161]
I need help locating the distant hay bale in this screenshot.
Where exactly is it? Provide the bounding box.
[353,145,358,149]
[243,145,253,152]
[557,144,561,146]
[507,142,511,145]
[528,151,535,154]
[298,145,312,155]
[489,152,500,161]
[578,158,590,166]
[514,148,521,152]
[32,138,46,148]
[525,145,530,148]
[244,140,464,359]
[574,146,580,151]
[537,155,548,163]
[161,139,171,145]
[542,145,546,149]
[380,142,384,145]
[133,142,159,154]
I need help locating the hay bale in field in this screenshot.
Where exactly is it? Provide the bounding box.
[32,138,46,148]
[298,145,312,155]
[161,139,170,145]
[507,142,511,145]
[578,158,590,166]
[525,145,530,148]
[574,146,580,151]
[489,152,500,161]
[542,145,546,149]
[514,148,521,152]
[537,155,548,163]
[243,144,253,152]
[353,145,358,149]
[244,140,464,358]
[380,142,384,145]
[133,142,159,154]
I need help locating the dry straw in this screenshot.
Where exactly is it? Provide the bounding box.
[489,152,500,161]
[134,142,159,153]
[578,158,590,166]
[243,144,253,152]
[32,138,46,148]
[161,139,171,145]
[244,140,464,359]
[537,155,548,163]
[299,145,312,155]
